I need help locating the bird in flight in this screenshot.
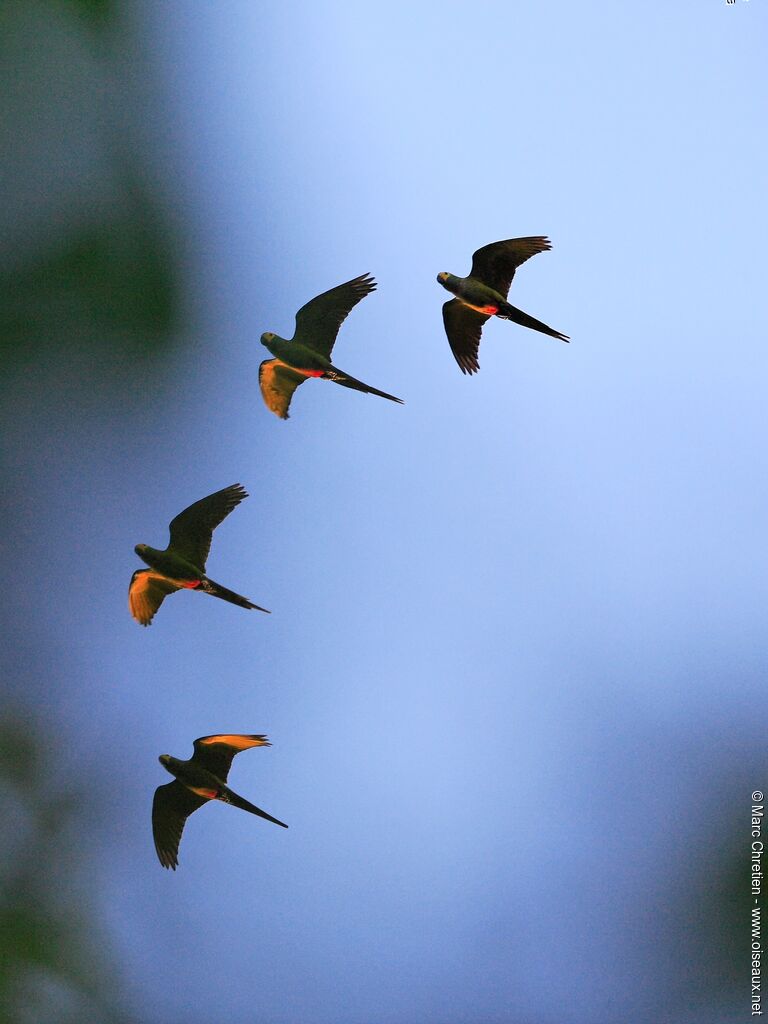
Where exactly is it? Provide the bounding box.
[152,734,288,869]
[259,273,403,418]
[437,236,569,374]
[129,483,269,626]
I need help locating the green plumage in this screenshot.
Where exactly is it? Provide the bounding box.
[437,236,569,374]
[129,483,269,625]
[259,273,403,418]
[152,734,288,870]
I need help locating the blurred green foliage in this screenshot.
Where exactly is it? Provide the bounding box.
[1,174,178,370]
[0,0,180,379]
[0,717,129,1024]
[63,0,113,31]
[1,1,180,1020]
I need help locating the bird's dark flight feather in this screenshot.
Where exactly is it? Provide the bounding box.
[167,483,247,570]
[469,236,553,298]
[222,788,289,828]
[324,369,403,403]
[152,781,207,870]
[442,300,491,375]
[292,273,376,359]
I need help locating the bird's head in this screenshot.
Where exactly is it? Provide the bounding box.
[134,543,148,557]
[261,332,276,347]
[159,754,173,769]
[437,272,452,289]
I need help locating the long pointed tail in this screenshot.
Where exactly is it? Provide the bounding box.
[325,368,403,404]
[223,787,289,828]
[201,578,270,613]
[498,302,569,343]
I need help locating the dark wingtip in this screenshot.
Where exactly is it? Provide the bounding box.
[356,272,377,293]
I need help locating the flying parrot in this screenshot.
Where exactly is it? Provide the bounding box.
[129,483,269,626]
[152,734,288,869]
[437,236,569,374]
[259,273,403,418]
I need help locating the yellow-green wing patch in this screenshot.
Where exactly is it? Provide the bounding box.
[129,570,181,626]
[259,359,308,419]
[192,734,271,781]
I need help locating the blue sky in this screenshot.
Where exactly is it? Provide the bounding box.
[3,1,766,1021]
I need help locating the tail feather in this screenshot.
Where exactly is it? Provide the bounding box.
[201,577,270,613]
[325,368,403,404]
[223,787,289,828]
[498,302,569,343]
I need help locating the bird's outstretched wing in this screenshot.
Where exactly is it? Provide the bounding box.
[442,300,490,375]
[469,236,552,298]
[167,484,247,570]
[152,780,208,869]
[191,734,271,782]
[259,359,308,419]
[292,273,376,358]
[129,570,181,626]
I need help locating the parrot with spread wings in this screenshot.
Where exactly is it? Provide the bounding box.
[259,273,403,419]
[129,483,268,626]
[437,236,569,374]
[152,734,288,869]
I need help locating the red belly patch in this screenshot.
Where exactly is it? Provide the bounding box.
[302,368,325,378]
[481,305,499,315]
[189,786,218,799]
[181,580,202,589]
